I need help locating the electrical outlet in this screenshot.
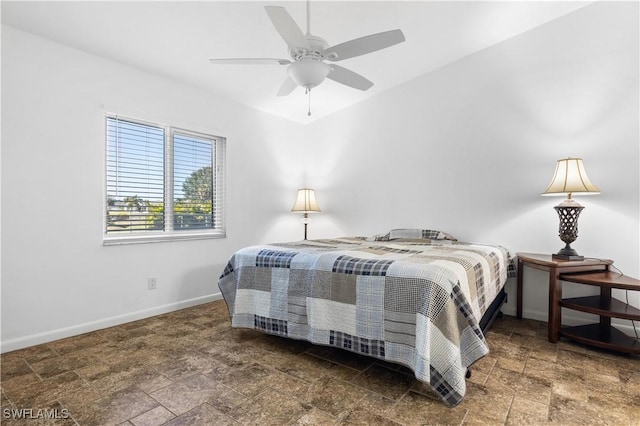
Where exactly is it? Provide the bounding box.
[147,277,157,290]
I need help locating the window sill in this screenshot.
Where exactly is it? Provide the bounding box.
[103,231,226,246]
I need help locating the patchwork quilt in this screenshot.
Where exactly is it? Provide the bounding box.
[218,230,514,406]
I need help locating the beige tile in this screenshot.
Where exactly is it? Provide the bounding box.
[79,360,154,394]
[173,350,225,377]
[226,389,310,425]
[551,360,586,383]
[585,368,622,395]
[528,345,558,362]
[505,395,549,425]
[484,330,511,347]
[153,322,205,338]
[490,340,530,373]
[619,367,640,393]
[588,382,640,420]
[261,368,311,396]
[46,332,108,355]
[300,377,369,417]
[163,403,238,426]
[30,353,99,379]
[218,362,277,398]
[352,390,398,416]
[199,342,255,370]
[201,358,236,381]
[550,362,588,402]
[457,380,513,423]
[549,394,630,425]
[0,371,41,394]
[522,357,556,382]
[13,345,59,364]
[1,389,11,407]
[409,379,441,400]
[98,325,157,344]
[551,379,588,402]
[57,382,103,409]
[151,373,245,416]
[262,351,334,383]
[514,335,559,362]
[556,340,588,355]
[291,407,336,426]
[462,410,507,425]
[387,391,467,426]
[130,405,176,426]
[579,353,621,376]
[339,406,403,426]
[5,371,88,408]
[488,366,551,406]
[470,354,497,374]
[349,363,414,400]
[133,370,174,394]
[71,385,160,426]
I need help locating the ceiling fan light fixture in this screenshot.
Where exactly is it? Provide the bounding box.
[210,2,406,113]
[287,59,331,89]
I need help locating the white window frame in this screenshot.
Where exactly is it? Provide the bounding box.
[104,114,226,245]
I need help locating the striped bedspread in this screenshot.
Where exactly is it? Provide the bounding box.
[218,232,514,406]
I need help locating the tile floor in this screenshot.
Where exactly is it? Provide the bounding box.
[1,300,639,425]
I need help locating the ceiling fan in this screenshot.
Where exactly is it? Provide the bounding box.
[209,1,405,115]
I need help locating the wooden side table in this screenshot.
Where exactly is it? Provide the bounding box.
[516,253,613,342]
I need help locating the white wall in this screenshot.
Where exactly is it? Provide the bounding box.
[1,26,307,352]
[304,2,639,324]
[2,1,639,351]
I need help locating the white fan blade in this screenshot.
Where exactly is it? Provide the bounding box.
[277,77,298,96]
[324,29,405,61]
[265,6,310,51]
[327,65,373,91]
[209,58,291,65]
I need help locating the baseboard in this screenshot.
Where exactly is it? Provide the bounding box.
[1,292,224,353]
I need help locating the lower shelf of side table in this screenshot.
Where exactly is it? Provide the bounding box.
[560,295,640,321]
[558,271,640,353]
[560,323,640,354]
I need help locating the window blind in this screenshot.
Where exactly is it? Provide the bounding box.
[173,131,215,231]
[106,117,165,233]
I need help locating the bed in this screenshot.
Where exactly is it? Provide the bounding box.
[218,229,515,406]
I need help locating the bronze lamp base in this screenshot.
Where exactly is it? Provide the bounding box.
[552,201,585,261]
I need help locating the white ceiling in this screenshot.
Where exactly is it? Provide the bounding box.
[2,1,591,124]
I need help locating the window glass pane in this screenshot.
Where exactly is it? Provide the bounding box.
[106,117,165,233]
[173,132,214,231]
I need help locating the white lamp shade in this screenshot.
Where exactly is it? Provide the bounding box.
[291,188,321,213]
[542,157,600,196]
[287,60,331,89]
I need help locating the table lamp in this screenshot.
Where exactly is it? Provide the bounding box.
[542,157,600,260]
[291,188,321,240]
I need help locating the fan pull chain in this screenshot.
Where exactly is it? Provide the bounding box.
[307,87,312,116]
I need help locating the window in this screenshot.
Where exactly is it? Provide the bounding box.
[105,115,225,244]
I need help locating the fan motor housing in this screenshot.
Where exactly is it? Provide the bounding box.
[290,34,329,61]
